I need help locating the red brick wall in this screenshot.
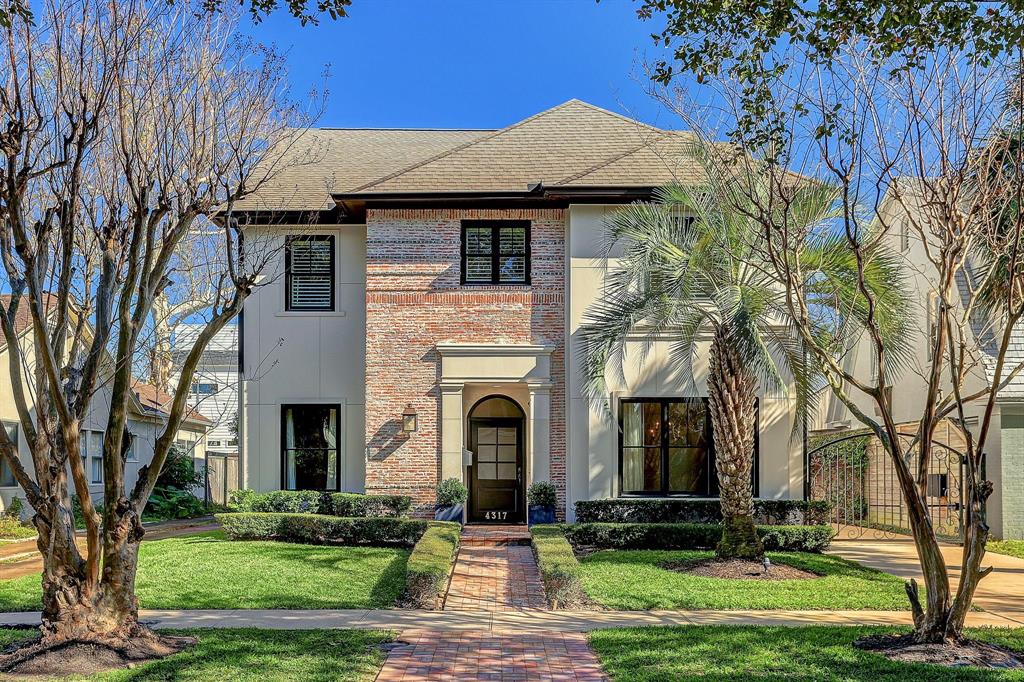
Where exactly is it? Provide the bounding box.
[364,208,566,518]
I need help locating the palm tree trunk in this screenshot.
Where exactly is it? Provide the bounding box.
[708,326,763,559]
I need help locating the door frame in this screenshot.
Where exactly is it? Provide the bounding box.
[467,415,526,524]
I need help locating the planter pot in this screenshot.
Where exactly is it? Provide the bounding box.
[434,503,465,524]
[528,505,556,525]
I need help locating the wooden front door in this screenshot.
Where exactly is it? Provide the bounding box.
[468,417,524,523]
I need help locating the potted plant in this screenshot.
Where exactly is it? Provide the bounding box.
[527,481,557,525]
[434,477,468,523]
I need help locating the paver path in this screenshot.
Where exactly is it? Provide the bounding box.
[830,534,1024,625]
[377,524,608,681]
[444,525,546,611]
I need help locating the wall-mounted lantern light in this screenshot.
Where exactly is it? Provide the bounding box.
[402,404,418,433]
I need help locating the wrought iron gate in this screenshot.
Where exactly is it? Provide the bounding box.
[808,431,966,541]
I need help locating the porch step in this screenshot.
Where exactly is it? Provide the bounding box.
[459,524,532,546]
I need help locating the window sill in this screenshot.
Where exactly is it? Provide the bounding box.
[274,310,347,318]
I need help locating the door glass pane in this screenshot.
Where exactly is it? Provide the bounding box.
[477,427,497,444]
[497,445,516,462]
[497,428,516,444]
[478,445,497,462]
[497,463,516,480]
[478,463,497,480]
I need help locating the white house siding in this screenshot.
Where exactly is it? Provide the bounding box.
[565,205,805,522]
[239,223,367,493]
[173,323,239,458]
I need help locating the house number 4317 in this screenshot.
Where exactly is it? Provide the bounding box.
[485,511,508,520]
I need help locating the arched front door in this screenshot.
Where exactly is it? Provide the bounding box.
[468,395,525,524]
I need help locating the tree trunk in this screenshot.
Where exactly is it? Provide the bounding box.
[708,327,764,560]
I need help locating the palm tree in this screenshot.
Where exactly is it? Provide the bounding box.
[580,146,905,559]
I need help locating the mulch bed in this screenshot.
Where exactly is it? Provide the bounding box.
[1,633,195,678]
[660,558,820,580]
[856,633,1024,670]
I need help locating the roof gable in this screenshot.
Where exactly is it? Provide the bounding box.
[352,99,671,194]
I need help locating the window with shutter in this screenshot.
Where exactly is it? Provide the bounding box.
[286,235,335,311]
[461,221,530,285]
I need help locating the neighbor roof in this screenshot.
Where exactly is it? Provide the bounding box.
[236,100,704,213]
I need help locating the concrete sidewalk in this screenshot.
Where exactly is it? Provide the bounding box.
[829,535,1024,625]
[0,607,1018,632]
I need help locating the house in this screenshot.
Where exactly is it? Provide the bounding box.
[0,295,211,516]
[235,100,805,522]
[170,322,240,504]
[812,182,1024,540]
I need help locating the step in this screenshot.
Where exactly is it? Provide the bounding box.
[459,524,532,546]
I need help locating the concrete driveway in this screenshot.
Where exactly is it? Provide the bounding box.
[829,534,1024,625]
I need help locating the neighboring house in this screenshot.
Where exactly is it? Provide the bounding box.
[0,295,211,516]
[812,182,1024,540]
[170,322,239,504]
[236,100,805,522]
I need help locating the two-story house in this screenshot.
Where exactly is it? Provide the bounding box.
[235,100,806,522]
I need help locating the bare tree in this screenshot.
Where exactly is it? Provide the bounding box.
[0,0,304,662]
[679,44,1023,645]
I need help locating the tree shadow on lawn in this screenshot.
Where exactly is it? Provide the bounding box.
[589,625,1024,682]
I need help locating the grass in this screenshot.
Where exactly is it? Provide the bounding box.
[0,517,36,541]
[0,627,391,681]
[0,531,409,611]
[989,540,1024,560]
[589,625,1024,681]
[578,550,908,610]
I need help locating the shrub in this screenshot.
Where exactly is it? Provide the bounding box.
[249,490,325,514]
[574,499,830,526]
[325,492,412,518]
[527,482,557,508]
[435,478,468,508]
[563,522,834,553]
[405,523,460,609]
[531,525,584,608]
[228,488,259,511]
[146,487,206,520]
[4,496,24,520]
[216,512,430,547]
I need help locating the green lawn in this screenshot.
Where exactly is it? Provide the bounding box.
[579,550,908,610]
[590,625,1024,681]
[0,532,409,611]
[989,540,1024,560]
[0,628,391,681]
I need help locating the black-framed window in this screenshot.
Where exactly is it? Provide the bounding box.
[618,398,760,497]
[0,421,18,487]
[285,235,335,311]
[461,220,530,285]
[281,404,339,491]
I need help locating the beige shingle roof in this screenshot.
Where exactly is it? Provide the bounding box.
[352,100,688,194]
[234,128,492,212]
[236,100,705,211]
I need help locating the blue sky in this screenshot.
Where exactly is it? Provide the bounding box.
[240,0,693,131]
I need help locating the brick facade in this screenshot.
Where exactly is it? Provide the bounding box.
[364,208,567,517]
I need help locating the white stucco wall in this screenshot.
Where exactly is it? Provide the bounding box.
[239,223,367,493]
[565,205,805,521]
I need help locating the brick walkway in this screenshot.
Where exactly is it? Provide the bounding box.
[444,526,546,612]
[376,524,609,681]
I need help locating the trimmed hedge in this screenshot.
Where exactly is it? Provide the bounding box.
[216,512,428,547]
[531,526,584,608]
[228,490,411,518]
[324,492,412,518]
[574,499,831,526]
[405,523,460,609]
[563,522,835,553]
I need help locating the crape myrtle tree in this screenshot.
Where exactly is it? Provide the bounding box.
[674,45,1024,644]
[0,0,305,663]
[578,144,904,560]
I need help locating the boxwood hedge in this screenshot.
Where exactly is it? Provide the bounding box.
[227,490,411,518]
[216,512,428,547]
[573,499,831,526]
[563,522,834,552]
[405,522,461,609]
[530,525,584,608]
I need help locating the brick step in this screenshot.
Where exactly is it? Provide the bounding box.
[459,524,532,546]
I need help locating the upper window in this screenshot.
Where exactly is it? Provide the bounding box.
[285,235,335,311]
[461,221,530,285]
[191,382,219,395]
[0,421,18,487]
